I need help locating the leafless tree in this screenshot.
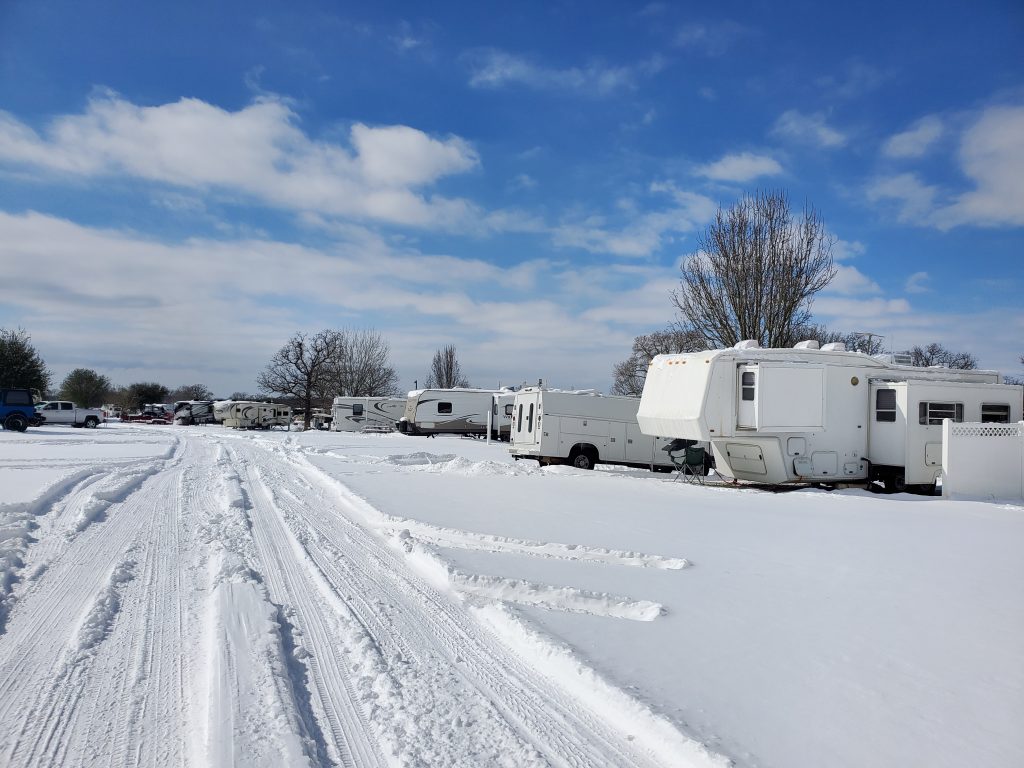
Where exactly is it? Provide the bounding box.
[257,330,341,430]
[425,345,469,389]
[321,329,400,398]
[168,383,214,402]
[910,343,977,370]
[671,190,837,349]
[611,327,707,396]
[794,325,887,355]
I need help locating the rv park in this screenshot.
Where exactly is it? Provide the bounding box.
[2,3,1023,768]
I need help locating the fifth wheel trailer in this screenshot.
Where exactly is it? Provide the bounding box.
[508,388,692,472]
[637,341,1022,491]
[220,401,292,430]
[331,397,406,432]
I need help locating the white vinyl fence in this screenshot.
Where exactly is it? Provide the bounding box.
[942,420,1024,500]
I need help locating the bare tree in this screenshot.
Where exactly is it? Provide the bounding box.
[257,330,341,430]
[672,190,837,349]
[794,325,887,355]
[425,345,469,389]
[910,343,977,370]
[168,383,214,402]
[322,329,400,398]
[611,327,706,396]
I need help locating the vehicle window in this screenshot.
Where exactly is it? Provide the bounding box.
[6,391,32,405]
[741,371,755,401]
[527,403,534,432]
[352,404,364,416]
[875,390,897,422]
[504,404,514,416]
[438,402,452,414]
[517,404,523,432]
[918,402,963,425]
[43,402,58,410]
[61,402,73,410]
[981,403,1011,423]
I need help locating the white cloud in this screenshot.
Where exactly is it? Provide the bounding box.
[0,210,686,395]
[465,49,664,95]
[882,115,944,158]
[825,265,881,295]
[816,61,888,99]
[695,151,783,182]
[771,110,847,148]
[866,173,939,223]
[935,104,1024,228]
[905,271,930,293]
[0,93,483,230]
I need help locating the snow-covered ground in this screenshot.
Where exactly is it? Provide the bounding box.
[0,424,1021,768]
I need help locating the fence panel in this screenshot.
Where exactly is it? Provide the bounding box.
[942,420,1024,500]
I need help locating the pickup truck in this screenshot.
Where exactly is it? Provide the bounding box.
[35,401,105,428]
[1,388,38,432]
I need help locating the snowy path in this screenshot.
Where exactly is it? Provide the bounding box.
[0,428,722,768]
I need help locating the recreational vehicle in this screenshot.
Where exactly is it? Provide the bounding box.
[220,401,292,430]
[398,388,513,438]
[331,397,406,432]
[509,387,693,472]
[173,400,216,425]
[637,341,1022,491]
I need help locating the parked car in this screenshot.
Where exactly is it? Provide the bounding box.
[1,388,39,432]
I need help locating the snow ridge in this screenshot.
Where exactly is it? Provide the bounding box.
[71,554,137,662]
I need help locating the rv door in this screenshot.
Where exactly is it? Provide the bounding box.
[737,365,757,429]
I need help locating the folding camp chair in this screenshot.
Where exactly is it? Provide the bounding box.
[665,440,706,485]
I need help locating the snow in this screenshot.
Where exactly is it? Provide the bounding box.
[0,423,1022,767]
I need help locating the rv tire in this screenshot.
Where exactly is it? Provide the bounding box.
[887,473,906,494]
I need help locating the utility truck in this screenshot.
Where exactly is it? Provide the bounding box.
[398,388,513,439]
[508,387,689,472]
[331,397,406,432]
[637,340,1022,492]
[35,401,105,428]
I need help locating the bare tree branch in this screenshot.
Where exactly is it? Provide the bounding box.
[425,345,469,389]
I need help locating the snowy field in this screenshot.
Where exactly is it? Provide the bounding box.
[0,424,1021,768]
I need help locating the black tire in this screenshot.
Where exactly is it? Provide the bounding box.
[887,473,906,493]
[4,412,28,432]
[570,450,596,470]
[84,416,99,428]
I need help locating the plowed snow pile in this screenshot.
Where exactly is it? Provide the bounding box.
[0,424,1021,768]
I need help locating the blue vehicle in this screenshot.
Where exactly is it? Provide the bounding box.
[0,388,39,432]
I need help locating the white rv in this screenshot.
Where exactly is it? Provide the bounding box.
[508,388,688,472]
[638,341,1022,491]
[331,397,406,432]
[173,400,216,425]
[220,401,292,430]
[398,388,513,438]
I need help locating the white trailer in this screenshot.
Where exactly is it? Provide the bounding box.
[173,400,216,425]
[398,388,513,438]
[637,341,1022,491]
[220,401,292,430]
[508,387,688,472]
[331,397,406,432]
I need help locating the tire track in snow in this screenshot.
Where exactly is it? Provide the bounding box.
[234,436,724,767]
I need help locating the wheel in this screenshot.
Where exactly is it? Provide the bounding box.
[84,416,99,428]
[887,473,906,493]
[570,450,596,470]
[4,412,28,432]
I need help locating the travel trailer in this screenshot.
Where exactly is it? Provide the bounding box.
[220,401,292,430]
[494,392,516,441]
[173,400,216,425]
[331,397,406,432]
[398,388,513,438]
[637,341,1022,492]
[508,387,693,472]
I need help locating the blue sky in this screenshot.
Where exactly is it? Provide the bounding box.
[1,1,1022,395]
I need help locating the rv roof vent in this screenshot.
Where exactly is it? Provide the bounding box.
[892,352,913,366]
[734,339,760,349]
[820,342,846,352]
[794,340,820,350]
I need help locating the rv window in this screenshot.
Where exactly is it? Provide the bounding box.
[981,403,1011,423]
[741,371,755,401]
[918,402,963,425]
[352,404,364,416]
[875,390,897,422]
[517,404,523,432]
[504,404,514,416]
[527,403,534,432]
[438,402,452,414]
